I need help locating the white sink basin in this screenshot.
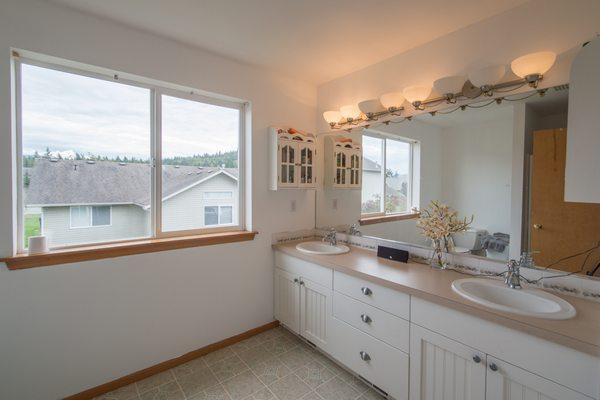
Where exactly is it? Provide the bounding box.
[296,241,350,255]
[452,278,576,320]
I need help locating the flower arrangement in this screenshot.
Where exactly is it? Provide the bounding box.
[416,201,473,269]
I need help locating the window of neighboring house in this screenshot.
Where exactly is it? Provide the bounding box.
[361,134,415,216]
[203,191,233,199]
[204,205,233,226]
[69,206,111,228]
[16,55,246,252]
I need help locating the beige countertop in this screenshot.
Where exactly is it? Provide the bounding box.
[273,240,600,357]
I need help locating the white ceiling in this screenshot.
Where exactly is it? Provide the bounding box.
[48,0,530,85]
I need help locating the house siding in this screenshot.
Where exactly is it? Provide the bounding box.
[42,204,150,247]
[162,173,238,232]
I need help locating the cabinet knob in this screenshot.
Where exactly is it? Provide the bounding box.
[489,363,498,372]
[359,351,371,362]
[533,224,543,230]
[299,280,305,286]
[360,314,372,324]
[361,287,373,296]
[293,278,299,283]
[472,355,481,364]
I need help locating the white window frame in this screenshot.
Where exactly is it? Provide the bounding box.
[14,52,247,252]
[204,205,234,227]
[361,133,416,217]
[69,205,112,229]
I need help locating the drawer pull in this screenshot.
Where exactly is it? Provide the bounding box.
[359,351,371,361]
[361,287,373,296]
[360,314,372,324]
[472,355,481,364]
[293,278,299,283]
[489,363,498,372]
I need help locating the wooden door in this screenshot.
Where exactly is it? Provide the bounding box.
[530,129,600,272]
[299,277,331,350]
[274,268,300,333]
[410,325,486,400]
[349,151,361,188]
[486,357,591,400]
[333,150,348,187]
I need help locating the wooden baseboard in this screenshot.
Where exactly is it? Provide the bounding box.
[64,320,280,400]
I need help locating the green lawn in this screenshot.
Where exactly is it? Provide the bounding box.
[24,214,41,248]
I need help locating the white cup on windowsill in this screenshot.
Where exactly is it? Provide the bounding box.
[28,235,49,255]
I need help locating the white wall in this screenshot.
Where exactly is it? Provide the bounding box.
[440,113,514,235]
[0,0,317,398]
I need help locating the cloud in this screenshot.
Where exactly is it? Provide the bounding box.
[21,63,239,160]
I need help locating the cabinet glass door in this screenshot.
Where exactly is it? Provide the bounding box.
[299,144,315,186]
[349,153,360,186]
[280,142,297,187]
[334,151,347,186]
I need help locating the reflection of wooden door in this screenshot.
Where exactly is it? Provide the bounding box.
[531,129,600,272]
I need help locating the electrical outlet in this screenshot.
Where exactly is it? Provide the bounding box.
[332,199,338,210]
[291,200,296,212]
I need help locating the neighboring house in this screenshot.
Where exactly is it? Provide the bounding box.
[361,157,408,212]
[24,158,238,247]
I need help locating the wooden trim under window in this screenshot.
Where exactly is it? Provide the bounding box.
[359,212,420,226]
[1,230,257,270]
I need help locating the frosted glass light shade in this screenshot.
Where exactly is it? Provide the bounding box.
[511,51,557,78]
[434,75,466,95]
[468,65,506,87]
[323,110,341,124]
[358,99,385,115]
[340,104,361,120]
[403,85,432,104]
[379,92,405,109]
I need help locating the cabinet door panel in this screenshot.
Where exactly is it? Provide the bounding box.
[410,325,486,400]
[298,143,316,188]
[274,268,300,333]
[486,357,593,400]
[278,141,298,187]
[299,277,331,350]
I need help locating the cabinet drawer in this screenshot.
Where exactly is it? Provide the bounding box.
[275,251,333,288]
[334,271,409,319]
[333,291,409,352]
[330,317,408,400]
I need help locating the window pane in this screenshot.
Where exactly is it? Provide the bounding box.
[161,94,239,232]
[361,136,384,213]
[21,64,151,247]
[70,206,90,228]
[204,206,218,226]
[385,139,411,214]
[220,206,233,224]
[92,206,111,226]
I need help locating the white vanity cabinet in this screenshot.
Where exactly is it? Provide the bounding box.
[274,252,332,351]
[324,136,361,189]
[269,127,317,190]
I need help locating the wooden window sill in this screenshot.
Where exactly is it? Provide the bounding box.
[359,212,420,226]
[0,230,258,270]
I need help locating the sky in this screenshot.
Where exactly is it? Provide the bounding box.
[21,63,239,160]
[362,135,410,175]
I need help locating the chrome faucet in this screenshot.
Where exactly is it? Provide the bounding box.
[505,259,522,289]
[323,228,337,246]
[348,223,361,236]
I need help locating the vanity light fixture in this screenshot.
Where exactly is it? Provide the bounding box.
[403,85,432,110]
[358,99,385,119]
[511,51,557,88]
[323,110,342,127]
[379,92,406,113]
[434,76,466,103]
[468,65,506,96]
[340,104,362,123]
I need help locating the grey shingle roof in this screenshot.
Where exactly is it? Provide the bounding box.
[24,158,237,207]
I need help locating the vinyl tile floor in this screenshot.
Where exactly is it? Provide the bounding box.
[93,326,387,400]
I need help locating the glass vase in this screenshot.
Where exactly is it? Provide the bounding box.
[430,238,448,270]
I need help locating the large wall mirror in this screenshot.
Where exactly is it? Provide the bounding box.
[316,86,600,277]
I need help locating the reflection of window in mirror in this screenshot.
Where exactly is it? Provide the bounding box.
[361,135,414,216]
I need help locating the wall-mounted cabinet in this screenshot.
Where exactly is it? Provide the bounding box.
[269,127,317,190]
[324,136,361,189]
